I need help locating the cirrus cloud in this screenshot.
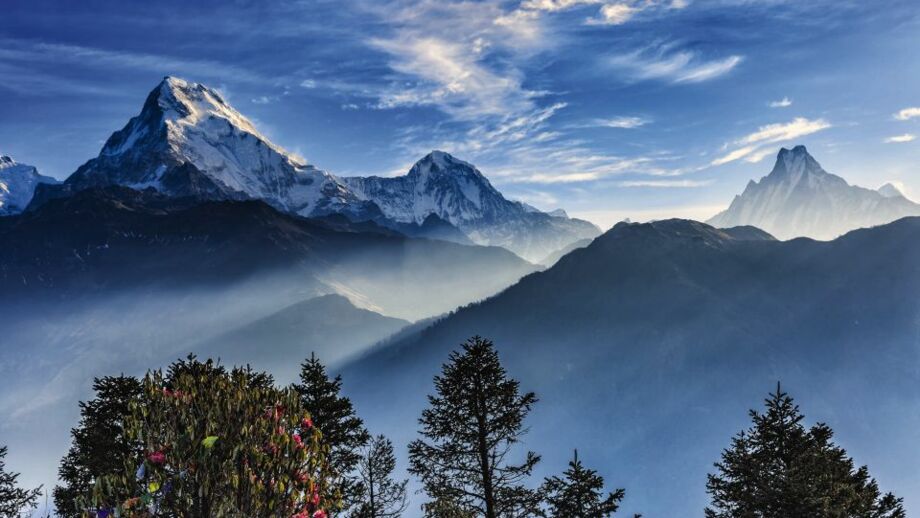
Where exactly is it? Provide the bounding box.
[712,117,832,165]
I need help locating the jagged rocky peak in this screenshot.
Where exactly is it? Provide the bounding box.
[707,145,920,241]
[410,150,485,179]
[766,145,826,181]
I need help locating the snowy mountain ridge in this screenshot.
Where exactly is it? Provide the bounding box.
[707,145,920,240]
[342,151,599,259]
[0,155,59,216]
[28,76,597,260]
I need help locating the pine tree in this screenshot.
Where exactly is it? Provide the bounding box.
[541,450,625,518]
[294,353,371,514]
[0,446,41,518]
[352,435,408,518]
[706,383,905,518]
[408,336,542,518]
[54,375,143,518]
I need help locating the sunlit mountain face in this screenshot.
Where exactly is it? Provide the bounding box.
[2,1,920,517]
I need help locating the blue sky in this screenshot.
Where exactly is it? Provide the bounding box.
[2,0,919,227]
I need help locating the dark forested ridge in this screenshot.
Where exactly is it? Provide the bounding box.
[341,217,920,516]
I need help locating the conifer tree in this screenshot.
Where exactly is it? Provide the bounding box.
[294,353,371,514]
[541,450,625,518]
[408,336,542,518]
[352,435,408,518]
[0,446,41,518]
[54,375,143,517]
[706,384,905,518]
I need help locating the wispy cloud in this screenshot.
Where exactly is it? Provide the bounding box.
[769,97,792,108]
[616,179,711,187]
[885,134,916,143]
[368,36,538,119]
[576,116,652,128]
[610,44,743,84]
[712,117,831,165]
[893,107,920,121]
[0,39,268,85]
[520,0,602,12]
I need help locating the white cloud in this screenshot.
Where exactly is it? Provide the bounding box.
[885,134,916,143]
[586,3,640,25]
[611,46,743,84]
[712,117,832,165]
[520,0,602,12]
[769,97,792,108]
[582,116,651,128]
[893,107,920,121]
[300,79,318,89]
[737,117,831,145]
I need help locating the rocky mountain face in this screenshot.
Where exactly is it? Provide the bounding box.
[31,77,597,261]
[340,217,920,516]
[708,145,920,240]
[0,155,58,216]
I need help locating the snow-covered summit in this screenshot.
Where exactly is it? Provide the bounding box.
[708,146,920,240]
[0,155,59,215]
[48,76,368,217]
[343,150,600,261]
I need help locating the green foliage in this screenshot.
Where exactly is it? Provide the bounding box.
[55,375,143,517]
[0,446,41,518]
[93,356,337,517]
[541,450,625,518]
[409,336,541,518]
[706,384,905,518]
[352,435,408,518]
[294,354,370,514]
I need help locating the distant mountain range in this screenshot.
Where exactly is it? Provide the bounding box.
[340,216,920,515]
[22,77,597,261]
[0,155,58,216]
[708,145,920,240]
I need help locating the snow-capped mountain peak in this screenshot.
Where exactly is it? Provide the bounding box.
[708,145,920,240]
[343,150,600,260]
[0,155,59,215]
[49,76,367,217]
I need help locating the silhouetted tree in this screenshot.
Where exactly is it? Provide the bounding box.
[541,450,625,517]
[409,336,541,518]
[294,353,371,514]
[0,446,41,518]
[54,375,143,517]
[353,435,408,518]
[706,384,905,518]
